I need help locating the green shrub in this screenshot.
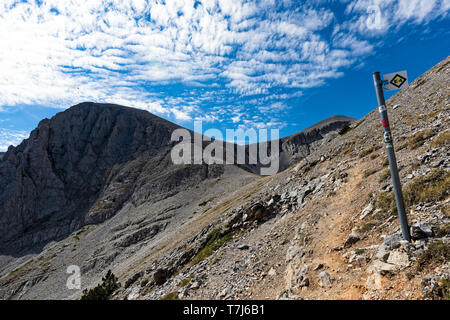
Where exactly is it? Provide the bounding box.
[380,156,389,166]
[190,229,231,266]
[442,203,450,217]
[303,161,318,175]
[81,270,121,300]
[199,197,214,206]
[414,79,427,90]
[327,191,337,198]
[416,241,450,272]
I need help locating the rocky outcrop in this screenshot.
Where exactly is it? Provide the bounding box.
[0,102,192,254]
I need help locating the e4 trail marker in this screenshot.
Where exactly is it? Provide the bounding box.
[382,71,408,91]
[373,72,411,242]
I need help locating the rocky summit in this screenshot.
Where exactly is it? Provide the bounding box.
[0,56,449,300]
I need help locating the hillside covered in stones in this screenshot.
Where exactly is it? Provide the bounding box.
[0,56,448,300]
[0,102,353,298]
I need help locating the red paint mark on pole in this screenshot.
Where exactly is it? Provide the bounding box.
[382,119,389,128]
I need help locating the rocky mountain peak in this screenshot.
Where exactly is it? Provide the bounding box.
[0,102,181,254]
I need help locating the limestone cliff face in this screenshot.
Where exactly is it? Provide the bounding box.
[0,102,181,254]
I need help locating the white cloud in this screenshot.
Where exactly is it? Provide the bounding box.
[343,0,449,35]
[0,128,29,152]
[0,0,448,129]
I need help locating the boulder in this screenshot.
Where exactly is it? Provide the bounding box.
[318,271,333,288]
[383,233,403,250]
[372,260,396,275]
[344,228,361,248]
[386,250,410,267]
[410,223,434,240]
[153,268,169,285]
[360,203,374,220]
[237,244,250,250]
[375,244,390,262]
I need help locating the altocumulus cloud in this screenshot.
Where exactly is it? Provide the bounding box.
[0,128,29,151]
[0,0,448,139]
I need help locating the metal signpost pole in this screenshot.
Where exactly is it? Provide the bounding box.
[373,72,411,242]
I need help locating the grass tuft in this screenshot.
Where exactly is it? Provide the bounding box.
[378,168,391,183]
[161,291,179,300]
[403,169,450,206]
[407,129,435,150]
[431,130,450,148]
[190,229,232,266]
[416,241,450,272]
[358,145,381,158]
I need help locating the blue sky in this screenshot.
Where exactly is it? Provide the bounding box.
[0,0,449,151]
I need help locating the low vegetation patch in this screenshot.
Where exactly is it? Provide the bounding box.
[375,170,450,215]
[303,160,318,175]
[414,78,427,90]
[140,279,148,287]
[436,60,450,73]
[327,191,337,198]
[442,203,450,217]
[407,129,435,150]
[416,241,450,272]
[358,145,381,158]
[378,168,391,183]
[375,191,397,215]
[179,275,194,288]
[436,279,450,300]
[360,221,379,233]
[431,130,450,148]
[435,223,450,237]
[380,156,389,167]
[363,168,378,178]
[161,291,179,300]
[81,270,121,300]
[403,169,450,206]
[190,229,232,266]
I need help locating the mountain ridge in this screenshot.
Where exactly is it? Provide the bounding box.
[0,102,353,255]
